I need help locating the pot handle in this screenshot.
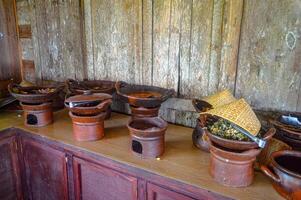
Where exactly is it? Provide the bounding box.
[260,165,281,183]
[96,99,112,110]
[263,127,276,140]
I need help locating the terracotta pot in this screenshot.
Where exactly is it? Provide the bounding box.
[209,141,261,187]
[65,91,112,116]
[8,83,63,104]
[115,81,174,108]
[127,117,167,158]
[201,115,275,150]
[192,118,210,152]
[261,150,301,200]
[20,102,53,127]
[66,79,116,95]
[69,112,106,141]
[130,105,160,118]
[276,131,301,151]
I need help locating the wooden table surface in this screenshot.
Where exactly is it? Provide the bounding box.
[0,109,282,200]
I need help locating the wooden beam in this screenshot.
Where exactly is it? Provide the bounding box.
[18,24,32,38]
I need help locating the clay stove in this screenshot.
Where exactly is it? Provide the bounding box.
[66,79,115,119]
[65,90,112,141]
[127,117,167,158]
[8,83,62,127]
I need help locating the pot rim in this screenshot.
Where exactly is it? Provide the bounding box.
[127,117,168,133]
[270,150,301,179]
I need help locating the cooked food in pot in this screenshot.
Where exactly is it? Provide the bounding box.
[208,118,250,141]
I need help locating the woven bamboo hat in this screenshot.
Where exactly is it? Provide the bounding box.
[201,98,261,136]
[202,90,236,109]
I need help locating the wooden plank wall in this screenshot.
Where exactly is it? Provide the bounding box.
[28,0,85,81]
[17,0,301,126]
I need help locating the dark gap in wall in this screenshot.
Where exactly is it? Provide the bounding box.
[151,0,154,86]
[233,0,245,97]
[167,0,172,90]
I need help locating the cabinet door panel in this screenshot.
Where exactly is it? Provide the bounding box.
[73,157,138,200]
[22,138,68,200]
[0,136,21,200]
[147,183,195,200]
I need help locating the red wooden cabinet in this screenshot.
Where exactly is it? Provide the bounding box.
[0,135,22,200]
[21,138,68,200]
[147,183,195,200]
[73,157,138,200]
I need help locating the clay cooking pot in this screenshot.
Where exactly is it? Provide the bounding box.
[261,150,301,200]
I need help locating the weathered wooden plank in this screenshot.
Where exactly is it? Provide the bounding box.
[235,0,301,112]
[16,0,31,25]
[83,0,94,79]
[218,0,243,92]
[208,0,224,93]
[91,0,142,83]
[22,59,35,82]
[179,0,213,97]
[19,38,34,60]
[142,0,153,85]
[18,24,31,38]
[59,0,84,80]
[29,0,84,82]
[152,0,179,91]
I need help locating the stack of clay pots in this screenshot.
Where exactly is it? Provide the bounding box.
[65,90,112,141]
[116,81,174,159]
[193,91,275,187]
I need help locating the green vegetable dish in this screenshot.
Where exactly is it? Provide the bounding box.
[208,118,249,141]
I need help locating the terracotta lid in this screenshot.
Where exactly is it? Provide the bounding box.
[65,90,112,104]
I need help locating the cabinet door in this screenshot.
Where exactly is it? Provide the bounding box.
[0,136,22,200]
[22,138,68,200]
[73,157,138,200]
[147,183,195,200]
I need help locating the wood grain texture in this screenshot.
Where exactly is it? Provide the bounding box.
[90,0,142,83]
[0,136,22,200]
[152,0,178,91]
[21,138,68,200]
[0,0,21,82]
[218,0,243,92]
[235,0,301,112]
[18,24,31,38]
[29,0,84,81]
[22,59,35,82]
[73,157,138,200]
[179,0,213,97]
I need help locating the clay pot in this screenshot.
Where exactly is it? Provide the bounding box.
[261,150,301,200]
[8,83,63,104]
[130,105,160,118]
[276,131,301,151]
[20,102,53,127]
[65,91,112,116]
[66,79,116,94]
[209,141,261,187]
[127,117,167,158]
[201,115,275,150]
[115,81,174,108]
[69,112,106,141]
[192,118,210,152]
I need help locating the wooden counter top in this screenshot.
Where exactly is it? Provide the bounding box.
[0,110,282,200]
